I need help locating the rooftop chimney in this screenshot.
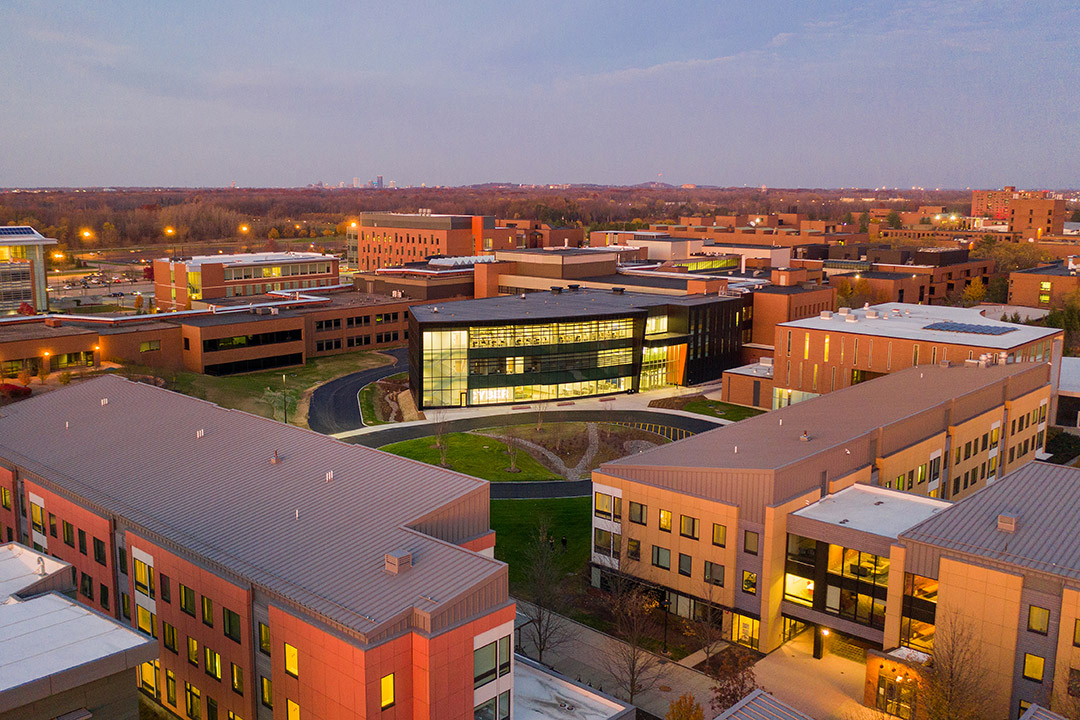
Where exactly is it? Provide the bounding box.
[385,550,413,574]
[997,513,1018,533]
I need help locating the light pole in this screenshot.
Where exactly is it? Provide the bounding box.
[282,373,287,424]
[661,596,670,654]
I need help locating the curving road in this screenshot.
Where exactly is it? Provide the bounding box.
[307,348,409,435]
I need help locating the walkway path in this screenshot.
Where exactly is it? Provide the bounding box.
[480,422,602,480]
[307,348,407,434]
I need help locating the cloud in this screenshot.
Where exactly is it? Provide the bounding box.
[768,32,795,47]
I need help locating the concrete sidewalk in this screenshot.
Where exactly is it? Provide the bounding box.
[516,603,716,718]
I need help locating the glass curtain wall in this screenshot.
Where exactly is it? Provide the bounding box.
[421,330,468,407]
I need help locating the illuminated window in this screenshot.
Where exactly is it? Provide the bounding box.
[134,558,154,598]
[163,622,177,653]
[742,571,758,595]
[679,515,699,539]
[287,699,300,720]
[1028,606,1050,635]
[185,682,202,720]
[188,637,199,666]
[380,673,395,709]
[136,605,157,637]
[205,646,221,680]
[804,332,810,360]
[1023,653,1045,682]
[744,530,759,555]
[259,623,271,655]
[658,509,672,532]
[180,584,196,616]
[231,663,243,695]
[261,676,273,709]
[202,596,214,627]
[823,334,830,362]
[712,523,727,547]
[284,642,299,677]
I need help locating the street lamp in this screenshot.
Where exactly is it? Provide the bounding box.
[661,595,671,654]
[282,373,287,424]
[164,226,176,237]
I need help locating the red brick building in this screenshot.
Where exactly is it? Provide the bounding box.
[972,186,1050,219]
[0,376,515,720]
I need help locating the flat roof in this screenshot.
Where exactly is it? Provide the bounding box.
[605,362,1044,473]
[723,361,774,379]
[0,376,506,640]
[1059,357,1080,396]
[1014,261,1078,277]
[902,462,1080,582]
[584,273,690,290]
[94,320,180,336]
[513,656,632,720]
[171,252,332,269]
[410,287,726,324]
[176,309,304,327]
[0,322,97,343]
[0,593,157,705]
[778,303,1059,349]
[793,485,949,539]
[717,689,815,720]
[0,226,57,247]
[1020,706,1068,720]
[497,247,612,257]
[0,544,68,599]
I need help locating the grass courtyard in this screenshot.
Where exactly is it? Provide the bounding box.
[381,433,560,482]
[490,496,591,589]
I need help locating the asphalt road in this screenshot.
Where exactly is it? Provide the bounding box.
[306,347,409,435]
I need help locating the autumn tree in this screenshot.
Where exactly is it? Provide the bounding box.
[885,210,903,229]
[918,609,996,720]
[960,279,986,307]
[601,570,665,704]
[710,645,760,713]
[517,516,571,663]
[666,693,704,720]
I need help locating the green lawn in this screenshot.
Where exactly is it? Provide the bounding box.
[490,497,591,589]
[381,433,559,482]
[680,398,765,421]
[166,351,392,427]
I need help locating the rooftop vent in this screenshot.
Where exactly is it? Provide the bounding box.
[865,310,879,319]
[196,428,205,439]
[612,287,625,295]
[845,314,858,323]
[385,550,413,574]
[431,306,438,313]
[44,317,62,328]
[997,513,1018,533]
[550,286,563,294]
[837,307,851,316]
[820,310,833,319]
[567,284,580,291]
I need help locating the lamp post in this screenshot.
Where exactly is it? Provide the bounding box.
[661,595,670,654]
[282,373,287,424]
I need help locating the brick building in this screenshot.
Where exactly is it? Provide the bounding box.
[1011,197,1067,241]
[0,376,515,720]
[973,186,1051,220]
[1009,259,1080,309]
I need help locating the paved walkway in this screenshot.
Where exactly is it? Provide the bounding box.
[516,602,716,718]
[307,348,407,434]
[755,631,875,720]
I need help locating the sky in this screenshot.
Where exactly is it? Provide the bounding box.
[2,1,1078,189]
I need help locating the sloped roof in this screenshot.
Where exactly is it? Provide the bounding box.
[716,690,816,720]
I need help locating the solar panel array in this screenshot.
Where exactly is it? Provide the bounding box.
[923,321,1017,336]
[0,227,38,237]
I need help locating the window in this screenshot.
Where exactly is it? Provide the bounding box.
[261,676,273,709]
[78,529,87,554]
[1028,606,1050,635]
[137,605,157,637]
[186,682,202,720]
[629,501,647,525]
[287,699,300,720]
[678,553,692,577]
[1023,653,1045,682]
[188,637,199,666]
[875,675,916,720]
[134,558,154,598]
[652,545,671,570]
[285,642,299,677]
[230,662,243,694]
[79,572,93,600]
[742,571,758,595]
[207,698,218,720]
[202,596,214,626]
[659,509,672,533]
[160,573,171,603]
[259,622,271,654]
[679,515,700,540]
[498,635,511,677]
[166,670,176,706]
[63,521,74,546]
[164,622,178,653]
[223,608,242,643]
[0,487,8,510]
[1070,668,1080,699]
[380,673,395,710]
[100,584,110,610]
[122,592,131,619]
[744,530,759,555]
[712,523,727,547]
[475,691,511,720]
[1074,619,1080,647]
[627,538,640,561]
[48,513,57,537]
[205,647,222,680]
[704,561,724,586]
[180,584,196,616]
[594,492,616,520]
[140,340,161,352]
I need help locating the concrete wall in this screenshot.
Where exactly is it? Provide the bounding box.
[0,669,142,720]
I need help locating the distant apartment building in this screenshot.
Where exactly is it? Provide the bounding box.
[0,226,55,314]
[1010,258,1080,309]
[409,286,747,408]
[647,214,867,249]
[1011,197,1067,241]
[590,361,1049,663]
[154,252,339,311]
[973,186,1052,219]
[769,303,1062,409]
[0,375,517,720]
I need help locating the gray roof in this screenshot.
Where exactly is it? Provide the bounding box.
[716,689,815,720]
[793,485,949,539]
[177,309,304,327]
[902,462,1080,582]
[410,287,726,325]
[606,362,1043,473]
[1019,706,1068,720]
[0,376,506,642]
[1014,261,1078,277]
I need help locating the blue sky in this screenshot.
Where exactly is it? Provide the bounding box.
[2,1,1077,188]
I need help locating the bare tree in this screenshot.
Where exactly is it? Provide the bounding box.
[505,435,520,473]
[534,401,548,432]
[518,516,571,663]
[428,410,449,467]
[601,568,665,704]
[918,608,997,720]
[681,582,725,675]
[710,645,759,713]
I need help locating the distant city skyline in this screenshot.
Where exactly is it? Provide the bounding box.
[2,1,1077,189]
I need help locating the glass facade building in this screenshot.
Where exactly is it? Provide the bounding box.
[410,289,747,408]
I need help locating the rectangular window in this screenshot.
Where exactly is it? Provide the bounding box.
[678,553,692,577]
[498,635,511,677]
[122,592,130,619]
[205,646,222,680]
[380,673,395,709]
[259,622,271,655]
[704,561,724,586]
[627,538,640,560]
[100,584,110,610]
[134,558,154,598]
[167,670,176,706]
[629,501,647,525]
[0,487,9,510]
[744,530,759,555]
[160,574,171,603]
[48,513,57,537]
[231,663,244,695]
[1028,606,1050,635]
[188,636,199,666]
[79,572,93,600]
[712,523,727,547]
[287,699,300,720]
[202,596,214,627]
[679,515,700,540]
[658,509,672,533]
[62,521,74,546]
[1023,653,1045,682]
[164,622,178,653]
[180,584,196,616]
[285,642,299,677]
[261,676,273,709]
[137,605,157,637]
[186,682,202,720]
[223,608,242,643]
[742,570,758,595]
[594,492,613,520]
[652,545,671,570]
[78,529,87,555]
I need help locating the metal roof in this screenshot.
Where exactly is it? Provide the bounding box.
[901,462,1080,581]
[716,689,815,720]
[793,485,949,539]
[0,376,507,642]
[1019,705,1068,720]
[168,252,331,269]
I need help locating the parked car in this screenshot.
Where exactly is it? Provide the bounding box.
[108,291,125,298]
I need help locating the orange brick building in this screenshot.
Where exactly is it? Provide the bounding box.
[972,186,1051,219]
[1010,197,1067,240]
